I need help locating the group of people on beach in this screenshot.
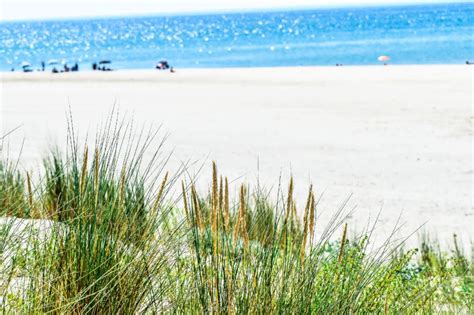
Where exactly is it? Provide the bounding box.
[51,62,79,73]
[92,62,113,71]
[155,60,175,72]
[10,59,471,73]
[11,59,175,73]
[11,61,79,73]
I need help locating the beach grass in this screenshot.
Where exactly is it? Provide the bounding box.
[0,116,472,313]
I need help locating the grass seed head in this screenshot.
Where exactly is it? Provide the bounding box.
[224,177,230,231]
[211,162,218,233]
[152,172,168,213]
[309,191,316,244]
[301,185,313,263]
[191,185,202,229]
[338,223,348,263]
[285,177,294,224]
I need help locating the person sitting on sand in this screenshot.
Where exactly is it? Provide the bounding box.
[156,60,170,70]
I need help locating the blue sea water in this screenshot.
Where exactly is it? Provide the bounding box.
[0,3,473,71]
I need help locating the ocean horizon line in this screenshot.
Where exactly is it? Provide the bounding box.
[0,1,469,24]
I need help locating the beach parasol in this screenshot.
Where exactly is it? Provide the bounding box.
[21,61,31,68]
[377,55,390,62]
[47,59,59,65]
[99,60,111,64]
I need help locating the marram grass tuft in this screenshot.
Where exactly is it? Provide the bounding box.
[0,114,472,314]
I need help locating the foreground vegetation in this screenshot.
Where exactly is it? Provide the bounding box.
[0,117,472,314]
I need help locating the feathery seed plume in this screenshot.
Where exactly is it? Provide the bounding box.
[224,177,230,231]
[191,186,202,229]
[152,172,168,213]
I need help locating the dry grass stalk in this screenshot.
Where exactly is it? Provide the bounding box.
[240,184,249,246]
[338,223,348,263]
[281,177,294,245]
[309,191,316,244]
[211,162,220,258]
[80,145,89,194]
[151,172,168,213]
[222,184,232,307]
[191,186,202,229]
[300,185,313,264]
[233,208,240,244]
[223,177,230,231]
[233,184,248,245]
[26,171,33,217]
[94,148,100,206]
[284,177,294,225]
[219,175,223,216]
[118,166,126,204]
[211,162,218,234]
[292,202,297,225]
[181,181,190,222]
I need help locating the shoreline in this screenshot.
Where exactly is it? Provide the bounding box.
[2,63,470,70]
[1,64,471,82]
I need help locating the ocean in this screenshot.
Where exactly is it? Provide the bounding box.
[0,2,472,71]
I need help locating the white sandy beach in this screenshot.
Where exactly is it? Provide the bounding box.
[0,65,472,244]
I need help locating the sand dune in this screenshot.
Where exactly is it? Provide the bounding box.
[1,65,472,244]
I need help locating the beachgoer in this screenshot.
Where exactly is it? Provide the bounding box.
[41,61,45,71]
[170,67,175,73]
[156,60,170,70]
[92,63,97,70]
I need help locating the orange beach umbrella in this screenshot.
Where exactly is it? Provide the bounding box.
[378,55,390,62]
